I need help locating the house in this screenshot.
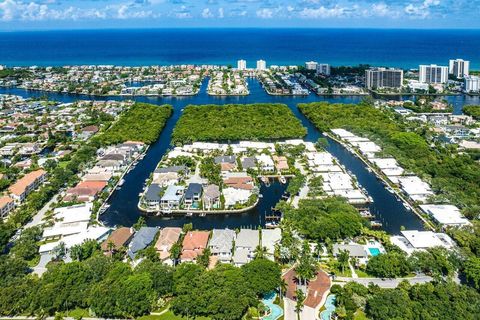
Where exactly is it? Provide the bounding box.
[78,125,98,140]
[127,227,158,260]
[261,229,281,261]
[256,154,275,172]
[64,180,107,202]
[203,184,220,210]
[241,157,256,170]
[154,165,189,178]
[101,227,135,255]
[419,204,470,227]
[39,226,111,255]
[209,229,236,263]
[0,196,15,218]
[181,231,210,263]
[155,227,182,263]
[272,155,289,172]
[8,169,47,202]
[223,176,254,190]
[333,243,369,265]
[160,185,184,211]
[184,183,202,208]
[233,229,259,266]
[214,155,237,172]
[153,171,180,187]
[391,230,456,255]
[144,184,163,210]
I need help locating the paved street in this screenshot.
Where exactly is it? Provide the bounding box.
[334,275,433,288]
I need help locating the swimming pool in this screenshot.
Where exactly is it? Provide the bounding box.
[261,292,283,320]
[368,247,381,256]
[320,294,336,320]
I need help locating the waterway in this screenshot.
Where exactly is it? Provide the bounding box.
[2,80,478,233]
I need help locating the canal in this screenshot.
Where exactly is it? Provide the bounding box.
[2,80,479,233]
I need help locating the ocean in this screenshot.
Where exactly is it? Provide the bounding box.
[1,28,479,68]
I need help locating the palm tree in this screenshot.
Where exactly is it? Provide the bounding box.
[338,249,350,274]
[295,289,306,320]
[254,245,268,259]
[107,240,115,256]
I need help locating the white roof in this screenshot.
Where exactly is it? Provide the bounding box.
[42,221,89,238]
[398,176,433,197]
[223,187,251,207]
[420,204,470,226]
[261,229,281,255]
[331,128,355,138]
[53,202,93,224]
[235,229,259,249]
[256,154,274,166]
[371,158,400,169]
[399,230,456,250]
[39,226,110,253]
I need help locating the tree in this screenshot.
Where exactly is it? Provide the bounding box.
[169,243,182,266]
[294,289,305,320]
[366,251,411,278]
[337,249,350,274]
[52,242,66,261]
[197,247,211,268]
[254,245,268,259]
[464,257,480,290]
[70,240,100,261]
[242,258,281,297]
[182,223,192,233]
[132,217,146,231]
[295,241,316,287]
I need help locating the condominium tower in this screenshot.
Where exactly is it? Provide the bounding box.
[237,59,247,71]
[365,68,404,89]
[419,64,448,84]
[449,59,470,78]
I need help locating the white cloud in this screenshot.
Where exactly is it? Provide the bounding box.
[404,0,441,18]
[256,8,273,19]
[299,5,347,19]
[201,8,213,18]
[218,7,224,18]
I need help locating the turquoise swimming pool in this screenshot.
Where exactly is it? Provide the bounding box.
[368,247,381,256]
[261,292,283,320]
[320,294,336,320]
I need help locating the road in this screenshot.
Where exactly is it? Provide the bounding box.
[333,275,433,288]
[24,193,61,228]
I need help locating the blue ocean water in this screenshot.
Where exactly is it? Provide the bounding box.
[1,28,479,68]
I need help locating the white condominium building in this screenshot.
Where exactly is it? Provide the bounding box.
[419,64,448,84]
[256,59,266,71]
[464,75,480,93]
[316,63,331,76]
[237,59,247,71]
[365,67,404,89]
[449,59,470,78]
[305,61,318,70]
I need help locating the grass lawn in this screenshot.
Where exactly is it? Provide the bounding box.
[138,311,210,320]
[171,103,307,143]
[66,308,90,318]
[355,269,370,278]
[353,309,368,320]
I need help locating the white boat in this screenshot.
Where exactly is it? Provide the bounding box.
[118,179,125,186]
[279,176,287,184]
[186,212,193,217]
[199,212,206,217]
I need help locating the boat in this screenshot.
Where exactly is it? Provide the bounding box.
[371,220,383,228]
[199,212,206,217]
[279,176,287,184]
[386,186,395,194]
[186,212,193,217]
[118,179,125,186]
[360,210,374,219]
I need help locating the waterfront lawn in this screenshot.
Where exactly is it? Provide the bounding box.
[298,101,480,209]
[171,103,307,143]
[96,102,172,145]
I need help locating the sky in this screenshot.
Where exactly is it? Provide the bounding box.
[0,0,479,30]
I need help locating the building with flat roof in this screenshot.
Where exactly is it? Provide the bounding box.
[419,204,470,227]
[419,64,448,84]
[237,59,247,71]
[391,230,456,255]
[305,61,318,70]
[256,59,266,71]
[365,68,404,89]
[449,59,469,78]
[464,75,479,93]
[316,63,330,76]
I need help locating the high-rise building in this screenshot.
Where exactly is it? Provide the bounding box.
[237,59,247,71]
[256,59,266,71]
[449,59,470,78]
[316,63,331,76]
[464,75,480,93]
[419,64,448,84]
[365,68,404,89]
[305,61,318,71]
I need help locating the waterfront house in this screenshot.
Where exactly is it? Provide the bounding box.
[209,229,236,263]
[160,185,184,211]
[202,184,221,210]
[233,229,259,266]
[8,169,47,203]
[272,155,289,172]
[64,180,107,202]
[39,226,111,255]
[155,227,182,264]
[261,229,281,261]
[184,183,202,208]
[180,231,210,263]
[391,230,456,255]
[101,227,135,255]
[0,196,15,218]
[153,171,180,187]
[77,125,98,140]
[127,227,158,260]
[223,176,254,190]
[256,154,275,172]
[144,184,163,211]
[214,155,237,172]
[154,165,189,179]
[419,204,470,227]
